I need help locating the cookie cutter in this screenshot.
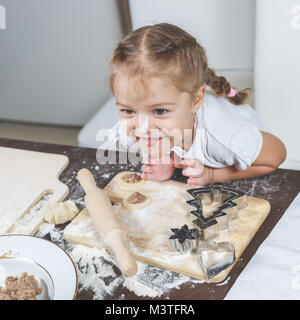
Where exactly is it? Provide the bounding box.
[186,183,247,240]
[169,224,199,254]
[197,240,236,279]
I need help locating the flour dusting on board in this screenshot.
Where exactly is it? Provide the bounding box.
[11,194,52,234]
[64,218,98,239]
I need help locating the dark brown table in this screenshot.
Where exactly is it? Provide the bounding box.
[1,137,299,300]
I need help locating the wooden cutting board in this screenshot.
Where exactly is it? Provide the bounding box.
[64,171,271,283]
[0,146,69,235]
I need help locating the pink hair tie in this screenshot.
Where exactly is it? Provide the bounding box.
[228,88,237,97]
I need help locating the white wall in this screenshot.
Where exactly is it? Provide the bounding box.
[255,0,300,170]
[129,0,255,90]
[0,0,122,126]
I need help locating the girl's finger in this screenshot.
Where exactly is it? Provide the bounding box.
[182,166,204,177]
[181,159,197,168]
[187,177,205,188]
[141,172,152,180]
[141,164,153,174]
[141,172,156,181]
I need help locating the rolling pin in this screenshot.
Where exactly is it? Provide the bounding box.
[77,168,138,277]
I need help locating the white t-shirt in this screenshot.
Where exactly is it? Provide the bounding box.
[100,92,268,171]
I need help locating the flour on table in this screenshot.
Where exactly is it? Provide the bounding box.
[64,219,98,238]
[101,173,111,179]
[69,245,123,299]
[68,244,205,299]
[36,222,207,299]
[216,276,231,286]
[36,222,65,244]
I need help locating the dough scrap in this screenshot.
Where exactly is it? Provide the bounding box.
[122,192,151,211]
[118,172,145,191]
[43,200,78,225]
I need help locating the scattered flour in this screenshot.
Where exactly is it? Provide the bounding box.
[35,223,208,299]
[69,245,123,299]
[37,222,64,243]
[64,218,98,239]
[229,172,289,197]
[73,198,85,207]
[216,276,231,286]
[123,270,161,298]
[101,173,111,179]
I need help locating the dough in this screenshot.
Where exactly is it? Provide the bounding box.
[122,192,151,210]
[43,200,78,225]
[118,172,145,191]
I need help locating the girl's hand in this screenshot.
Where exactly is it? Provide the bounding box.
[174,158,214,187]
[141,153,176,182]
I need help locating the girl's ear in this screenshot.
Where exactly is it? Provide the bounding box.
[191,85,206,113]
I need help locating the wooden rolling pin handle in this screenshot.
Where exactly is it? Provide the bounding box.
[77,168,138,277]
[77,168,98,193]
[104,229,138,277]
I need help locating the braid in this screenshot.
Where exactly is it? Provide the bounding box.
[204,68,248,105]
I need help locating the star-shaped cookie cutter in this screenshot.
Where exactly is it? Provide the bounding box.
[169,224,199,254]
[186,183,247,240]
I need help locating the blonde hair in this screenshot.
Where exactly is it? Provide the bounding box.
[109,23,248,105]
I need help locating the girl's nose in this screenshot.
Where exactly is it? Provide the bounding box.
[135,111,154,137]
[137,111,148,133]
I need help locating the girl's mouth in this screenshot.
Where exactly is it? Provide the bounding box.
[139,136,163,147]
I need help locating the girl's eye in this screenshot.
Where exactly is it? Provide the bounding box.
[153,108,168,115]
[120,109,135,116]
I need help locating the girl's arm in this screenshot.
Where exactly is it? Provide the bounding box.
[211,131,287,182]
[179,132,287,187]
[141,132,287,186]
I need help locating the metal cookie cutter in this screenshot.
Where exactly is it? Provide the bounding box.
[197,240,236,279]
[186,183,247,240]
[217,184,248,214]
[169,224,199,254]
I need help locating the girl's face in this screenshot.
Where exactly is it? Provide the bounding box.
[114,74,204,158]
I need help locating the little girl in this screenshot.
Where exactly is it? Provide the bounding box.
[106,23,286,187]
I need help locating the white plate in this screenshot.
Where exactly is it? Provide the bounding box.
[0,235,78,300]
